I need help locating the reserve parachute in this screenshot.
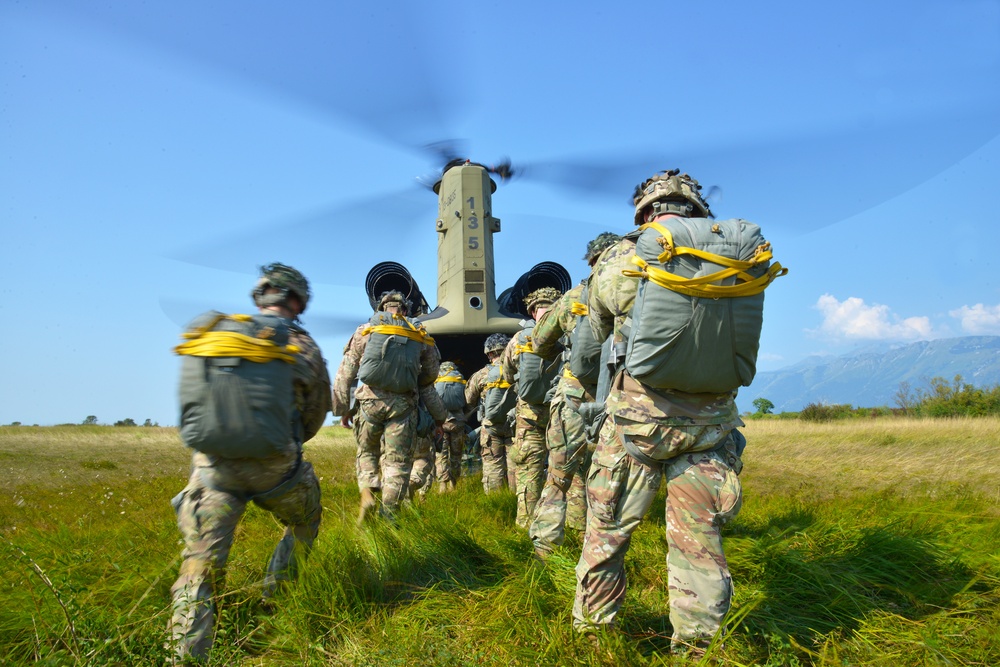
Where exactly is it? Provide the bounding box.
[482,360,517,423]
[435,363,468,411]
[623,217,787,393]
[567,286,604,385]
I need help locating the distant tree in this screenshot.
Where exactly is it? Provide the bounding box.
[142,418,158,427]
[114,418,137,427]
[9,422,21,427]
[893,381,918,415]
[82,415,99,426]
[752,397,775,415]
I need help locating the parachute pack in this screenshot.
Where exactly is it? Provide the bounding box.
[482,360,517,423]
[623,218,787,394]
[358,312,435,393]
[175,311,300,458]
[435,365,468,412]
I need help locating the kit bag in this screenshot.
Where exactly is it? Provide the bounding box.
[567,285,603,385]
[358,312,433,393]
[176,311,298,458]
[624,218,786,394]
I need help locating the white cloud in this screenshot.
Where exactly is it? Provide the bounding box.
[949,303,1000,334]
[812,294,932,341]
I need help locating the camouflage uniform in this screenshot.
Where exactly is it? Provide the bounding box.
[528,283,596,555]
[169,322,331,663]
[500,323,560,529]
[333,320,449,516]
[573,235,746,653]
[465,362,513,492]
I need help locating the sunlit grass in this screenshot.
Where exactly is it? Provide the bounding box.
[1,419,998,665]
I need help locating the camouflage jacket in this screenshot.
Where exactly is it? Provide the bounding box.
[332,322,449,421]
[589,234,739,426]
[532,282,594,403]
[289,323,332,442]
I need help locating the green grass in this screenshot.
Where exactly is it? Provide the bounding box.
[1,420,998,665]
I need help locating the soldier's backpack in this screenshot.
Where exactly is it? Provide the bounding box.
[512,324,562,404]
[624,218,787,394]
[358,311,434,393]
[482,360,517,423]
[567,285,604,386]
[435,366,468,412]
[175,311,300,458]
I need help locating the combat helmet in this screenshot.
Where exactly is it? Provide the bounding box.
[483,333,511,356]
[439,361,460,376]
[632,169,712,225]
[523,287,562,314]
[377,290,409,314]
[583,232,622,264]
[251,262,311,314]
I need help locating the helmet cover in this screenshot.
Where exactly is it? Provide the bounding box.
[483,333,511,355]
[523,287,562,313]
[251,262,311,313]
[377,290,409,314]
[632,169,712,225]
[583,232,622,263]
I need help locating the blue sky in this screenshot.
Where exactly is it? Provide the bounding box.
[2,1,999,425]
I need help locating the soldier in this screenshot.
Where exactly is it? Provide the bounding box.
[574,171,757,657]
[529,232,620,559]
[332,290,457,522]
[433,361,469,492]
[500,287,563,528]
[168,263,331,664]
[464,334,514,493]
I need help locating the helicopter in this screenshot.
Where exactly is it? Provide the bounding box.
[362,156,571,376]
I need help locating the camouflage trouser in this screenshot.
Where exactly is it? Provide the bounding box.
[509,400,550,529]
[480,426,512,493]
[573,418,743,652]
[355,395,418,515]
[530,392,590,554]
[566,448,591,531]
[168,456,321,663]
[435,419,466,485]
[408,434,436,498]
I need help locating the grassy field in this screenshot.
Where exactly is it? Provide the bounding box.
[1,419,998,666]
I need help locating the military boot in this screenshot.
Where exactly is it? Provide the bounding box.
[357,487,377,526]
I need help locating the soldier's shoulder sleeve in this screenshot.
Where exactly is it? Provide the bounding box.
[332,323,368,414]
[588,239,636,341]
[289,329,331,441]
[416,338,442,388]
[499,334,520,384]
[465,365,488,405]
[531,289,576,359]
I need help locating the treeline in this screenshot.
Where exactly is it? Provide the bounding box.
[749,375,1000,421]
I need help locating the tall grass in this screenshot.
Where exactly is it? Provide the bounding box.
[1,420,998,665]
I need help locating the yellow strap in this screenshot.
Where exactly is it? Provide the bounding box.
[563,366,578,380]
[624,255,787,298]
[485,379,511,389]
[570,302,588,316]
[362,323,436,345]
[514,340,534,355]
[647,221,771,272]
[436,376,467,385]
[175,331,300,363]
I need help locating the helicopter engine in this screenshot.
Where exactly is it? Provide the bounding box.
[364,261,430,316]
[497,261,572,319]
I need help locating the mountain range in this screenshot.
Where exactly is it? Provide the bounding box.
[740,336,1000,413]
